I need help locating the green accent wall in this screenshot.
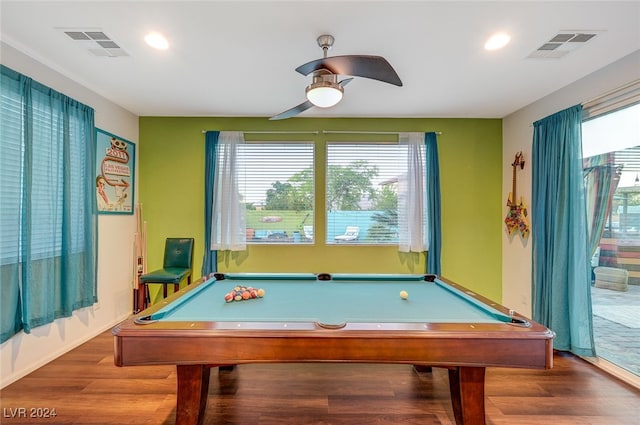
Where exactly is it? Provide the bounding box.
[139,117,502,302]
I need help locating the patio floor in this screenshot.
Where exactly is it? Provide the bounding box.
[591,283,640,376]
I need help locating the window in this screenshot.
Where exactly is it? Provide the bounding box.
[1,77,92,263]
[206,132,436,255]
[0,75,22,265]
[584,102,640,258]
[0,65,97,342]
[238,143,314,244]
[326,142,413,244]
[582,88,640,376]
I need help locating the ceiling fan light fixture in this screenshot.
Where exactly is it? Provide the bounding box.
[305,81,343,108]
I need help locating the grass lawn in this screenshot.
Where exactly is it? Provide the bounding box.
[246,210,312,235]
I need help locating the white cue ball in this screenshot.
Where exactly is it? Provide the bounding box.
[400,290,408,300]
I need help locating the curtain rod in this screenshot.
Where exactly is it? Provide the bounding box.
[201,130,319,135]
[322,130,442,135]
[201,130,442,135]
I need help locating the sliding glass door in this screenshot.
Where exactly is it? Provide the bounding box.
[583,102,640,377]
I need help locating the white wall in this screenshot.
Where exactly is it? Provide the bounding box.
[502,50,640,317]
[0,42,139,387]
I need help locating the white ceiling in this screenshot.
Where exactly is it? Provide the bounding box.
[2,1,639,119]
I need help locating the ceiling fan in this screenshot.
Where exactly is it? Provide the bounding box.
[270,34,403,120]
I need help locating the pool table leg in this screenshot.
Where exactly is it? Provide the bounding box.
[448,366,486,425]
[176,365,211,425]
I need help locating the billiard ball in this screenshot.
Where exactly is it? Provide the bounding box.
[224,293,233,302]
[400,290,408,300]
[257,288,265,297]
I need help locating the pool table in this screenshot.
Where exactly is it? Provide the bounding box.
[113,273,554,425]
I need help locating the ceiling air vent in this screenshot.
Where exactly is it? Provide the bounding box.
[528,31,599,59]
[61,29,129,57]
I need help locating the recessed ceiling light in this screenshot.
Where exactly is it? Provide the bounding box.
[484,32,511,51]
[144,32,169,50]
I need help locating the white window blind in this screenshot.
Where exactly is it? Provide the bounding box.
[326,142,410,244]
[0,75,90,264]
[582,79,640,121]
[0,78,22,264]
[236,142,314,244]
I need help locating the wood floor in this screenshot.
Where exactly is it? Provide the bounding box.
[1,330,639,425]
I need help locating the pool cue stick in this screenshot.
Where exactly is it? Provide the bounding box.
[133,204,146,313]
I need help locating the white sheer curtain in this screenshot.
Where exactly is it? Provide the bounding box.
[211,131,246,251]
[398,132,428,252]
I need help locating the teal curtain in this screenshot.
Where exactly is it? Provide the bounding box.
[0,65,97,342]
[201,131,219,276]
[425,132,442,275]
[532,104,595,356]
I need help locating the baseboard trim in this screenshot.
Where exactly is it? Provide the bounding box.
[1,312,131,389]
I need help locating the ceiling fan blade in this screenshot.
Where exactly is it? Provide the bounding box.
[269,100,314,120]
[296,55,402,86]
[338,77,354,87]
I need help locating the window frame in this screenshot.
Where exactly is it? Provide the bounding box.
[237,140,316,245]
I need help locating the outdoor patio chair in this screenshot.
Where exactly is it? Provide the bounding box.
[334,226,360,242]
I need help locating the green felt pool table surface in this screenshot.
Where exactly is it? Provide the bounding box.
[147,273,512,327]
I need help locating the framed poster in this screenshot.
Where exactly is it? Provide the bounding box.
[95,128,135,214]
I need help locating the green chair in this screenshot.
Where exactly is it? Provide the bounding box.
[139,238,194,309]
